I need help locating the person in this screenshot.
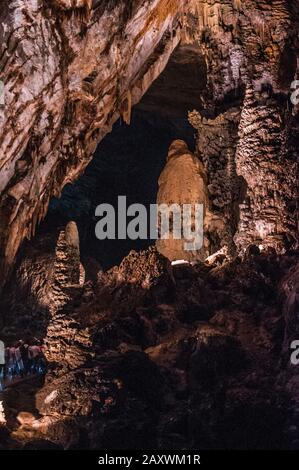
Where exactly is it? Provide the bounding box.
[14,342,24,377]
[19,340,30,375]
[7,344,16,378]
[5,347,10,379]
[29,343,42,373]
[36,341,47,374]
[0,340,5,391]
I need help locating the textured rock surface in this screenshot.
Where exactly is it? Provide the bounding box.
[0,220,83,339]
[2,231,298,449]
[235,85,297,252]
[156,140,209,262]
[0,0,186,286]
[189,108,242,255]
[0,0,298,284]
[184,0,298,255]
[0,0,298,452]
[156,139,225,262]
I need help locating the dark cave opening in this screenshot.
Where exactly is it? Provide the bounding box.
[0,43,207,338]
[42,44,206,270]
[46,113,195,270]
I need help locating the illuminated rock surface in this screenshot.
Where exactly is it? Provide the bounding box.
[0,0,298,451]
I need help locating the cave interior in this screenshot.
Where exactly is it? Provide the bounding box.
[0,0,298,452]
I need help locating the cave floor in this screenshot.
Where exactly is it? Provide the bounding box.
[1,247,298,449]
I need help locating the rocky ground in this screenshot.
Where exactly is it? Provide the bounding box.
[1,233,298,450]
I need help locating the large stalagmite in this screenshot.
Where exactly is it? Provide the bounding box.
[156,140,210,262]
[156,140,228,262]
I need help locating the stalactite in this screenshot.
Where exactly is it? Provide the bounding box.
[251,12,269,46]
[202,4,209,28]
[214,4,222,29]
[197,3,223,31]
[30,206,39,240]
[50,0,93,22]
[51,0,92,10]
[120,90,132,125]
[180,0,204,44]
[257,20,266,44]
[233,0,243,12]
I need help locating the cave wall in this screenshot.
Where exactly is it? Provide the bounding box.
[184,0,299,253]
[0,0,187,287]
[0,0,298,289]
[189,107,241,255]
[0,1,299,450]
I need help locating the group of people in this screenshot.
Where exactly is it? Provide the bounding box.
[0,339,46,390]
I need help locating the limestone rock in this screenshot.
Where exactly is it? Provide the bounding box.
[0,0,185,288]
[156,140,210,262]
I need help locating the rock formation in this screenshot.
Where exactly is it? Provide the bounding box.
[184,0,299,254]
[1,0,298,287]
[189,107,242,255]
[156,139,224,262]
[0,0,298,452]
[2,227,298,449]
[0,0,187,288]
